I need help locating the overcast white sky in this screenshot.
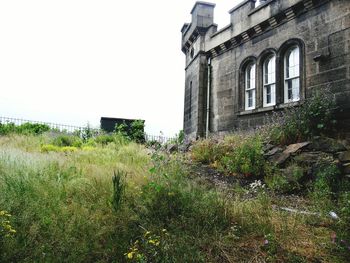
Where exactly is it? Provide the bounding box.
[0,0,242,136]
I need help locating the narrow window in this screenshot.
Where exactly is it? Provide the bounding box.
[245,63,256,110]
[284,46,300,102]
[263,55,276,107]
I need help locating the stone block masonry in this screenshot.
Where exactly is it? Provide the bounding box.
[181,0,350,140]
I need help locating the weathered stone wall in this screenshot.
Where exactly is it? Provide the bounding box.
[181,0,350,138]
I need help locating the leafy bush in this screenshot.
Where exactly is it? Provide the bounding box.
[191,139,225,164]
[270,87,336,145]
[265,164,304,193]
[16,123,50,135]
[41,144,78,153]
[0,122,50,135]
[94,134,115,145]
[218,136,266,177]
[41,144,61,152]
[115,120,145,143]
[61,146,78,153]
[130,120,145,143]
[52,135,82,147]
[115,122,129,138]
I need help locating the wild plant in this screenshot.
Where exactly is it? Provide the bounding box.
[112,170,126,212]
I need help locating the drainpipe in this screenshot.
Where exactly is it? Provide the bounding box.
[206,57,211,139]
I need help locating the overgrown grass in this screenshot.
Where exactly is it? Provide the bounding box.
[0,133,349,262]
[191,133,270,178]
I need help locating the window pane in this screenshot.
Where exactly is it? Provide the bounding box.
[286,46,300,78]
[250,64,256,89]
[248,90,252,107]
[292,78,300,101]
[284,46,300,103]
[269,56,275,83]
[271,84,276,105]
[287,80,293,100]
[264,62,269,84]
[264,55,275,84]
[266,86,271,104]
[245,63,256,109]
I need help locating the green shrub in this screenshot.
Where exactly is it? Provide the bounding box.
[0,122,50,135]
[310,163,341,211]
[52,135,82,147]
[81,124,95,142]
[191,139,225,164]
[16,123,50,135]
[270,87,336,145]
[265,164,304,193]
[41,144,61,152]
[265,174,289,193]
[115,120,145,143]
[0,122,16,135]
[115,122,129,139]
[130,120,145,143]
[94,134,115,145]
[61,146,78,153]
[218,136,266,177]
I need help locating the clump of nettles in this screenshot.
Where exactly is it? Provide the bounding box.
[269,86,336,145]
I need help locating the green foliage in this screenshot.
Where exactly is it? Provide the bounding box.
[219,136,265,177]
[265,165,304,193]
[111,170,126,212]
[310,163,341,211]
[1,133,348,262]
[191,138,225,164]
[265,174,290,193]
[0,210,16,239]
[130,120,145,143]
[52,134,83,147]
[191,135,270,177]
[0,122,16,135]
[0,122,50,135]
[115,120,145,143]
[125,229,170,263]
[115,122,129,138]
[337,191,350,241]
[94,134,115,145]
[41,144,61,153]
[81,124,95,142]
[270,87,336,145]
[176,130,184,144]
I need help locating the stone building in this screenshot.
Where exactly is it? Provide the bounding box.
[181,0,350,139]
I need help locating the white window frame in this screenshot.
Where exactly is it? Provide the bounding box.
[284,46,300,103]
[263,55,276,107]
[245,63,256,110]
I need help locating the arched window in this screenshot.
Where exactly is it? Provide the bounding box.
[263,55,276,107]
[284,46,300,102]
[245,63,256,110]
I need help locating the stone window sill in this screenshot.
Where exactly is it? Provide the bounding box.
[238,101,301,116]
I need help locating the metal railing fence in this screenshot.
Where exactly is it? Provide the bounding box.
[0,116,175,144]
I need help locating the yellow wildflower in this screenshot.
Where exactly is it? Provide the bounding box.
[127,252,134,259]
